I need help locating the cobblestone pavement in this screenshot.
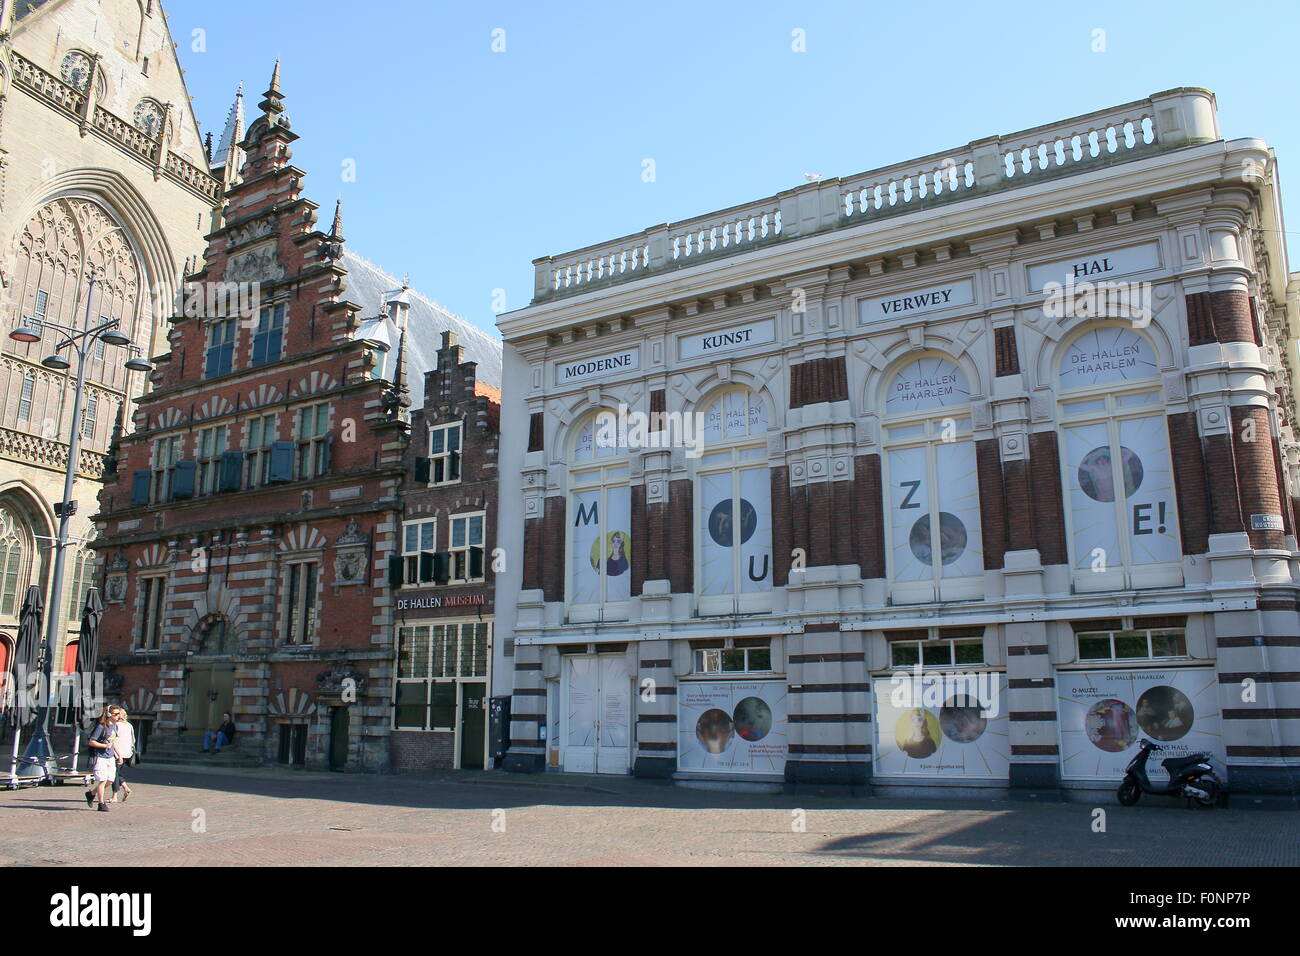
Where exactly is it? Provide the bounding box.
[2,765,1295,866]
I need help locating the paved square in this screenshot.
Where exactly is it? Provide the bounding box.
[2,766,1295,866]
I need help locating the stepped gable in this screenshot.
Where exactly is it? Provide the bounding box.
[340,249,502,404]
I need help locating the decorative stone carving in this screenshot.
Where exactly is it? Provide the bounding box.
[317,658,367,697]
[226,243,284,284]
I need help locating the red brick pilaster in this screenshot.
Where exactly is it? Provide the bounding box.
[976,439,1007,569]
[833,478,854,565]
[522,517,543,591]
[772,466,792,586]
[526,412,544,452]
[808,482,832,567]
[667,479,693,593]
[1028,432,1067,565]
[994,326,1020,376]
[1003,458,1035,553]
[854,453,885,579]
[1232,406,1286,549]
[1203,432,1244,536]
[1186,290,1255,345]
[1270,436,1292,537]
[631,484,648,597]
[542,495,566,602]
[1167,412,1209,555]
[1186,292,1216,346]
[789,357,848,408]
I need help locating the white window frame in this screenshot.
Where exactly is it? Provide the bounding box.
[196,423,227,496]
[295,403,330,480]
[136,575,166,651]
[392,621,492,754]
[426,421,463,486]
[402,518,437,585]
[1075,624,1188,663]
[888,635,986,670]
[244,413,277,489]
[880,360,983,605]
[448,511,485,584]
[282,559,321,645]
[1057,326,1180,593]
[250,302,286,367]
[151,435,182,503]
[18,372,34,423]
[204,318,236,378]
[693,639,774,675]
[693,386,772,617]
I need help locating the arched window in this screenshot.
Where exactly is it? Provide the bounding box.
[11,198,144,432]
[0,508,28,619]
[882,355,983,603]
[695,386,772,614]
[1058,325,1181,591]
[567,410,632,622]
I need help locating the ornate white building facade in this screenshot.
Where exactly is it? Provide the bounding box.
[496,89,1300,799]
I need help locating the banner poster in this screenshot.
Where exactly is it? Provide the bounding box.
[569,485,632,605]
[698,468,773,595]
[886,441,982,583]
[678,680,787,774]
[1062,414,1179,571]
[1057,668,1223,780]
[872,674,1010,778]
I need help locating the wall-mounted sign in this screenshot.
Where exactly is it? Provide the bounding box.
[677,680,787,775]
[1057,668,1223,780]
[859,278,975,325]
[397,593,487,611]
[1251,514,1284,531]
[678,318,776,359]
[555,347,640,385]
[1027,242,1160,292]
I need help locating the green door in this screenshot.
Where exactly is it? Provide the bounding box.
[459,683,486,770]
[329,706,349,772]
[184,667,212,731]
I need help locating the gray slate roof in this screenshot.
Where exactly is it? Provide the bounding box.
[340,250,501,408]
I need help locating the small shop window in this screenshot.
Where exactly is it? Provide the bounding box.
[695,639,771,674]
[1076,626,1187,662]
[887,627,986,669]
[392,623,491,730]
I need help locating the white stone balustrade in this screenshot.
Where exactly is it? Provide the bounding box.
[532,88,1219,301]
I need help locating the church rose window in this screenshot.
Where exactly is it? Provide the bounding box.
[1058,325,1181,592]
[882,356,983,604]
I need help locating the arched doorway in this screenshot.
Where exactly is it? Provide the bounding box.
[183,615,235,733]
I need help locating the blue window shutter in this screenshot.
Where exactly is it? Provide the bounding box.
[419,551,435,583]
[413,457,430,484]
[218,451,244,492]
[268,441,294,483]
[433,552,450,585]
[469,546,484,579]
[388,554,404,588]
[320,433,334,475]
[131,470,150,505]
[449,450,461,480]
[171,460,196,500]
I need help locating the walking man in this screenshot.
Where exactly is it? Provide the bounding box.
[83,707,117,811]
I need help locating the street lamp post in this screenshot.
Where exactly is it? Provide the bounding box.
[12,259,152,780]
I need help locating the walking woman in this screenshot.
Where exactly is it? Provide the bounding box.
[83,707,117,811]
[109,706,134,803]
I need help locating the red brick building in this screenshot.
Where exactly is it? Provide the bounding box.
[389,330,502,771]
[91,66,408,771]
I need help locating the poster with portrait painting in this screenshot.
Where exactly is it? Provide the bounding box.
[872,674,1010,778]
[1057,669,1223,780]
[678,680,787,774]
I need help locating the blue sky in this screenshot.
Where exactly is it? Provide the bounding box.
[166,0,1300,339]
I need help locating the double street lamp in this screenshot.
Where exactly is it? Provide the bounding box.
[11,257,153,779]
